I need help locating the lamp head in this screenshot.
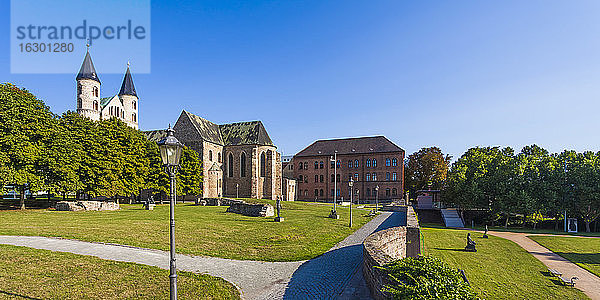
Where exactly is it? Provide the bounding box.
[157,125,183,167]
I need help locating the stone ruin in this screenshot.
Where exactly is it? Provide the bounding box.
[55,201,120,212]
[198,198,274,217]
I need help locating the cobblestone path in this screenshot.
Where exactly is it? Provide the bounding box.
[0,211,406,300]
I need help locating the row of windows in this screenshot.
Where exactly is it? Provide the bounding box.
[223,150,274,178]
[302,187,398,197]
[298,158,399,170]
[208,150,222,163]
[298,172,399,184]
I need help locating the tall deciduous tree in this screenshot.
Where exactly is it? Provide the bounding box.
[404,147,451,196]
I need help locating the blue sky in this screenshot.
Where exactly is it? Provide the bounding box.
[2,0,599,159]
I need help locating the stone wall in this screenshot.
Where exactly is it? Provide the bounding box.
[363,206,420,300]
[55,201,120,211]
[226,202,274,217]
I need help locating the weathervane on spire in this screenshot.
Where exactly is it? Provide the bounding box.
[127,60,130,68]
[86,39,90,51]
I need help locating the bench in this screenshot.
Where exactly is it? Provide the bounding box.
[558,276,577,287]
[548,268,562,277]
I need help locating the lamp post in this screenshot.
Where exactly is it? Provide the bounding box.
[329,151,339,219]
[375,185,379,212]
[236,183,239,199]
[349,178,354,227]
[157,125,183,300]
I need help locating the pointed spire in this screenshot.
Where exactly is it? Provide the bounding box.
[76,46,100,83]
[119,63,137,97]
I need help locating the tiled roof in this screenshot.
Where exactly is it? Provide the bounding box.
[76,51,100,83]
[100,95,117,108]
[142,130,167,142]
[294,136,404,157]
[182,111,224,145]
[119,66,137,97]
[219,121,274,146]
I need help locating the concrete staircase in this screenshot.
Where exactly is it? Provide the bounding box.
[441,208,464,228]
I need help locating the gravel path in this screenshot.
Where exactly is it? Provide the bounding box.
[488,231,600,300]
[0,211,406,300]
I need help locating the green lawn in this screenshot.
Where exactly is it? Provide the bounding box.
[0,244,239,300]
[0,200,372,261]
[529,235,600,278]
[421,227,588,300]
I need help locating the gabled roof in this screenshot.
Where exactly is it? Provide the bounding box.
[294,136,404,157]
[142,130,167,142]
[119,66,137,97]
[219,121,274,146]
[100,95,117,108]
[178,110,223,145]
[76,50,100,83]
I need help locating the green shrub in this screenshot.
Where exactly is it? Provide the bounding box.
[380,256,479,300]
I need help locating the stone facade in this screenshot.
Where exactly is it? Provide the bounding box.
[76,50,139,129]
[226,202,275,217]
[293,136,405,202]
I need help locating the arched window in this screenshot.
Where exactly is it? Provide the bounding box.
[77,84,82,96]
[320,175,324,182]
[392,172,397,181]
[93,86,98,97]
[240,152,247,177]
[304,190,308,197]
[354,160,359,168]
[122,110,124,118]
[392,158,398,166]
[132,113,136,122]
[320,161,324,169]
[299,162,303,170]
[366,173,371,181]
[93,101,98,111]
[209,150,213,161]
[303,162,308,170]
[319,189,323,197]
[392,188,397,196]
[336,160,340,168]
[314,189,319,197]
[228,153,234,177]
[330,160,335,169]
[315,175,319,183]
[133,101,137,110]
[386,158,391,166]
[386,172,390,181]
[260,152,266,177]
[366,159,371,168]
[373,159,377,167]
[299,175,303,182]
[218,152,222,163]
[372,173,377,181]
[315,161,319,169]
[331,174,335,182]
[78,98,82,108]
[348,160,352,168]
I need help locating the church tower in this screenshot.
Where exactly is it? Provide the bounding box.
[76,48,101,121]
[118,63,139,129]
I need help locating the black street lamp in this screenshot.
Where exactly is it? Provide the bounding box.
[375,185,379,212]
[157,125,183,300]
[349,178,354,227]
[329,151,339,219]
[236,183,239,199]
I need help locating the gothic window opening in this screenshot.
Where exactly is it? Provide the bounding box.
[386,158,391,166]
[354,160,359,168]
[228,153,234,177]
[320,161,324,169]
[392,172,397,181]
[260,152,266,177]
[392,158,398,166]
[372,173,377,181]
[315,161,319,169]
[240,152,247,177]
[366,159,371,168]
[366,173,371,181]
[373,159,377,167]
[348,160,352,168]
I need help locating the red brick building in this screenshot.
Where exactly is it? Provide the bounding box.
[293,136,404,202]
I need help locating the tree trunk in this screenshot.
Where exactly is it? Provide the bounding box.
[19,186,26,210]
[505,214,509,228]
[555,215,560,231]
[585,221,591,233]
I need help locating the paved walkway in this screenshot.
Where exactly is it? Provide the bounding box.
[0,211,406,300]
[488,231,600,300]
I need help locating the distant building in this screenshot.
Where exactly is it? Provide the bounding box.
[293,136,404,202]
[145,110,295,200]
[75,49,139,129]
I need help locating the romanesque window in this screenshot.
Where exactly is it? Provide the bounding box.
[386,172,390,181]
[314,161,319,169]
[299,162,303,170]
[354,160,359,168]
[209,150,213,161]
[320,161,324,169]
[133,101,137,110]
[77,98,82,108]
[315,175,318,183]
[392,172,397,181]
[392,158,398,166]
[93,86,98,97]
[366,173,370,181]
[372,173,377,181]
[132,113,136,122]
[373,159,377,167]
[392,188,397,196]
[366,159,371,168]
[240,152,247,177]
[303,162,308,170]
[320,175,323,182]
[260,152,266,177]
[386,158,391,166]
[94,101,99,111]
[228,153,234,178]
[77,84,82,96]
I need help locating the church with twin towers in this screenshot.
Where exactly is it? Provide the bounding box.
[76,48,139,129]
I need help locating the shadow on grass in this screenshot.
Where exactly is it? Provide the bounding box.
[554,252,600,265]
[0,291,42,300]
[432,247,468,252]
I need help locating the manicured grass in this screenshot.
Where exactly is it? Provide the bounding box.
[529,235,600,278]
[421,227,587,300]
[473,226,600,237]
[0,200,372,261]
[0,244,239,300]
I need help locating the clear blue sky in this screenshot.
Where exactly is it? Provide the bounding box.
[2,0,599,159]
